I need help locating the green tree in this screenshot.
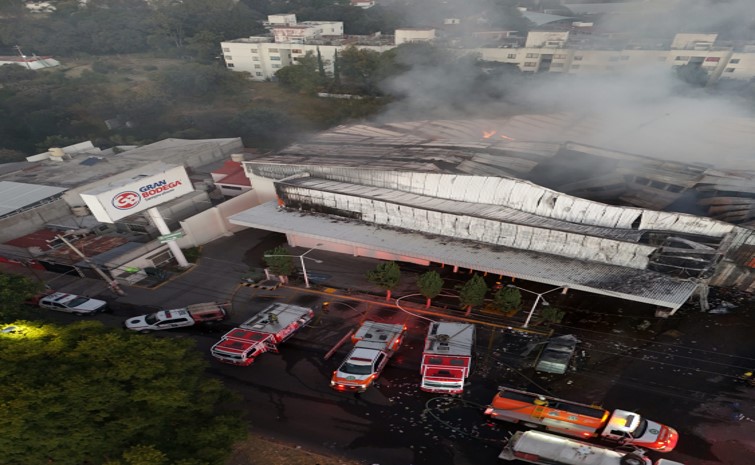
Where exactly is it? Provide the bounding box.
[675,63,709,87]
[0,273,43,322]
[275,51,324,95]
[339,46,383,95]
[457,274,488,316]
[228,107,295,148]
[417,270,443,308]
[366,261,401,301]
[263,245,295,280]
[317,47,326,79]
[540,306,566,324]
[491,287,521,313]
[0,320,244,465]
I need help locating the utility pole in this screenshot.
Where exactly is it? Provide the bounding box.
[56,235,126,296]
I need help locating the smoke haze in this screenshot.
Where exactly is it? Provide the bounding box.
[374,0,755,167]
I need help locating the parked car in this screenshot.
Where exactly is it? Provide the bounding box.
[535,334,579,374]
[38,292,108,316]
[124,302,227,333]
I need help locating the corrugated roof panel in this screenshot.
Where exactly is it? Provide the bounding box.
[230,203,698,309]
[0,181,67,218]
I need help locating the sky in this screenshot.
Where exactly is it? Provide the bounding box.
[373,0,755,167]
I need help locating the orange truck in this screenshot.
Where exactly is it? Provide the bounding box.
[331,321,406,392]
[485,387,678,452]
[420,322,475,394]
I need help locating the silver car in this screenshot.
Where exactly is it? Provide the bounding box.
[38,292,108,316]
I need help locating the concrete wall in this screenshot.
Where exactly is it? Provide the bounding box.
[0,198,71,243]
[178,190,260,248]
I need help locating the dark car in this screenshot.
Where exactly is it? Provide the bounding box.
[535,334,579,374]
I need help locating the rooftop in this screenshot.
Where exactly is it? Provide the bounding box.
[0,181,66,219]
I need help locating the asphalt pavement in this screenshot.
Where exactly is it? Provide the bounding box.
[5,228,755,465]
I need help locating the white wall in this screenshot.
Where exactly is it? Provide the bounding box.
[178,190,259,247]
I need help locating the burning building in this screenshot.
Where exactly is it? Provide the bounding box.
[229,116,755,314]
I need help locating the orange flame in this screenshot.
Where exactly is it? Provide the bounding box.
[482,130,497,139]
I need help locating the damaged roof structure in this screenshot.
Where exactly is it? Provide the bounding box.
[230,116,755,314]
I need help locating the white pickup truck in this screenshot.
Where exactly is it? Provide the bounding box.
[124,302,227,333]
[331,321,406,392]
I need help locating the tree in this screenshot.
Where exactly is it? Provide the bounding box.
[457,274,488,316]
[675,63,709,87]
[275,51,324,95]
[0,273,43,322]
[0,320,244,465]
[338,46,383,95]
[228,107,295,148]
[366,261,401,301]
[417,270,443,308]
[540,306,566,324]
[491,287,521,314]
[263,245,295,280]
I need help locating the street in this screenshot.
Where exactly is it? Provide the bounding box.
[9,228,755,465]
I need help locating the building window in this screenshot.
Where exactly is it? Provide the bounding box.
[224,55,232,60]
[268,48,279,52]
[573,55,583,61]
[526,53,539,58]
[292,49,303,54]
[256,72,262,76]
[705,57,720,62]
[675,56,690,61]
[554,54,567,59]
[270,56,281,61]
[252,57,259,61]
[730,58,740,64]
[524,62,537,67]
[272,64,280,69]
[227,63,234,68]
[254,64,261,69]
[251,49,258,53]
[222,47,230,52]
[507,54,517,59]
[725,68,735,72]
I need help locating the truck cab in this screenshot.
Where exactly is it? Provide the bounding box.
[331,321,406,392]
[601,410,678,452]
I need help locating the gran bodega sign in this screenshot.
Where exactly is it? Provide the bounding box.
[81,165,195,222]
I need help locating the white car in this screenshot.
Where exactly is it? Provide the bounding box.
[38,292,108,315]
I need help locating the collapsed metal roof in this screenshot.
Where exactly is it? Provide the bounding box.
[230,202,699,309]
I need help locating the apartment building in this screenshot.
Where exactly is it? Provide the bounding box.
[221,15,398,80]
[476,32,755,83]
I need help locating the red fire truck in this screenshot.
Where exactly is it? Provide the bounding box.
[420,322,475,394]
[210,303,314,366]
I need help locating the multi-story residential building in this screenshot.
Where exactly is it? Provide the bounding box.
[221,15,398,80]
[223,13,755,85]
[474,32,755,83]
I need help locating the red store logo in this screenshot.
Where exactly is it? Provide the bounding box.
[112,191,141,210]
